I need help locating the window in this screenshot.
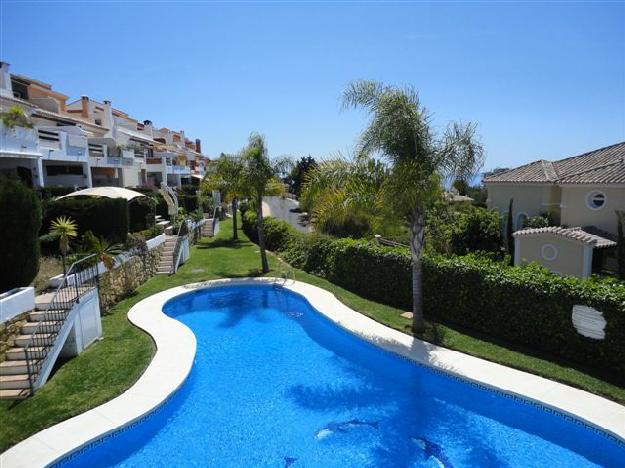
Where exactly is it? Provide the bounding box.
[541,244,558,261]
[516,212,528,229]
[586,191,606,210]
[46,165,84,176]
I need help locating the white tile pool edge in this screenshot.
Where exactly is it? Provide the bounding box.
[2,277,624,467]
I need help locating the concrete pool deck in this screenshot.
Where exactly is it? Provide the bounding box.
[2,277,624,467]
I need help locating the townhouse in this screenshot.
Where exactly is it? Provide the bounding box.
[484,142,625,278]
[0,62,208,190]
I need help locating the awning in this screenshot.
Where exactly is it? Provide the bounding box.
[57,186,147,201]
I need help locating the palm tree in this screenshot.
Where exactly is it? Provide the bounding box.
[82,231,124,270]
[343,80,484,333]
[300,156,393,236]
[49,216,78,274]
[202,154,245,240]
[240,133,285,273]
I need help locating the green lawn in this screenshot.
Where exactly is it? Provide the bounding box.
[1,218,624,452]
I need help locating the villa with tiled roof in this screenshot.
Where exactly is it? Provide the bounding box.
[483,142,625,278]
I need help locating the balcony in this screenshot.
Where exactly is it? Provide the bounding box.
[0,121,40,158]
[38,127,88,162]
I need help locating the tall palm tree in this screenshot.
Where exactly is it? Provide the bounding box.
[240,133,284,273]
[49,216,78,274]
[203,154,245,240]
[343,80,484,333]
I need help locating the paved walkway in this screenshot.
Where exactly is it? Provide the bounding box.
[262,196,312,233]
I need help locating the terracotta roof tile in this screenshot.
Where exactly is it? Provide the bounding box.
[513,226,617,248]
[484,141,625,185]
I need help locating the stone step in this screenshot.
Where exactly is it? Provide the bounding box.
[15,334,53,347]
[0,389,30,400]
[0,360,29,375]
[35,287,91,310]
[6,347,45,360]
[22,320,62,334]
[0,374,31,390]
[28,310,65,322]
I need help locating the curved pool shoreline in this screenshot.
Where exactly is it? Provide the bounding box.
[2,277,624,467]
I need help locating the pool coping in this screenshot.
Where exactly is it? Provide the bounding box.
[2,277,624,467]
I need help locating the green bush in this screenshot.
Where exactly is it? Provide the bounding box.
[42,197,128,244]
[524,215,550,229]
[132,224,164,241]
[449,206,502,256]
[128,197,156,232]
[0,177,41,292]
[38,186,76,200]
[177,185,199,213]
[243,212,625,380]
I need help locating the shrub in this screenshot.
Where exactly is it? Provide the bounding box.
[177,185,199,213]
[0,177,41,292]
[128,197,156,232]
[244,214,625,380]
[38,186,76,200]
[524,215,550,229]
[133,224,164,241]
[449,206,502,256]
[42,197,129,243]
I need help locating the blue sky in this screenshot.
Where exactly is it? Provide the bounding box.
[1,1,624,172]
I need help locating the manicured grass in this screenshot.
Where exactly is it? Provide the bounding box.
[1,219,623,452]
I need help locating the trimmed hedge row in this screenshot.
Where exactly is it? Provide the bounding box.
[242,210,625,380]
[0,177,41,292]
[42,197,129,243]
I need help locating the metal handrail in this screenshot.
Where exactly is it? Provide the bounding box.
[23,254,100,395]
[170,219,189,274]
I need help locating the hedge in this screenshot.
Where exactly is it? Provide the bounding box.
[0,177,41,292]
[242,210,625,381]
[42,197,129,244]
[128,197,156,232]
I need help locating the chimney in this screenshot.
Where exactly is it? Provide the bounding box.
[142,119,153,138]
[195,138,202,153]
[0,62,12,97]
[81,95,89,118]
[101,99,114,136]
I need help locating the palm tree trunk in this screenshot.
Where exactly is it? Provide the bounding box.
[256,195,269,273]
[409,209,426,333]
[231,198,238,240]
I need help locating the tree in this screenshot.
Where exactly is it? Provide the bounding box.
[617,210,625,280]
[0,177,41,292]
[82,231,124,270]
[239,133,285,273]
[49,216,78,274]
[202,154,245,240]
[343,80,484,333]
[300,156,394,237]
[506,198,514,264]
[287,156,317,196]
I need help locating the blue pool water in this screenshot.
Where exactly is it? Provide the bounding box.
[59,285,625,467]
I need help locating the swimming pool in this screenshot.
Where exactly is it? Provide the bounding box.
[58,284,625,467]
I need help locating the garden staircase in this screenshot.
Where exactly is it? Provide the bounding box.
[156,235,178,275]
[201,219,215,237]
[0,256,99,399]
